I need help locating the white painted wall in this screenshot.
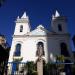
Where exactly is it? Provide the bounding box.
[14,22,30,35]
[8,12,73,64]
[9,36,48,62]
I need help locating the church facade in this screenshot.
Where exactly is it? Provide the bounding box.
[8,10,73,64]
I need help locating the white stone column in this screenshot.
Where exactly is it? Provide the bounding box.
[37,58,43,75]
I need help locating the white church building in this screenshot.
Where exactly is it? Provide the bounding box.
[8,10,73,64]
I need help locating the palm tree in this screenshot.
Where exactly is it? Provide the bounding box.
[56,55,65,74]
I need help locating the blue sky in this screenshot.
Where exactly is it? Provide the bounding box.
[0,0,75,49]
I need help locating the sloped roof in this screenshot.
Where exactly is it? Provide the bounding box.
[28,24,50,36]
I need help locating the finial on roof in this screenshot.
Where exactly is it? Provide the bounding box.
[21,12,27,18]
[55,10,60,17]
[37,24,44,29]
[17,16,19,19]
[52,14,55,19]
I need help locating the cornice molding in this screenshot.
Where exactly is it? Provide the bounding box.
[13,33,70,38]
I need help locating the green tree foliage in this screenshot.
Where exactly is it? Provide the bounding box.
[43,63,57,75]
[56,55,65,62]
[0,0,5,7]
[26,61,37,75]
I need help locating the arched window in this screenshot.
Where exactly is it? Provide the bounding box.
[14,44,21,56]
[60,42,70,57]
[58,24,62,31]
[36,42,45,56]
[20,25,23,32]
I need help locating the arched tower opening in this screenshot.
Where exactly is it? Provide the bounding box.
[60,42,70,57]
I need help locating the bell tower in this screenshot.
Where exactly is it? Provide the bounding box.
[14,12,30,35]
[51,10,68,34]
[8,12,30,63]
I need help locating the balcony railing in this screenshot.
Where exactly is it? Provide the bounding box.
[7,62,27,75]
[13,56,23,61]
